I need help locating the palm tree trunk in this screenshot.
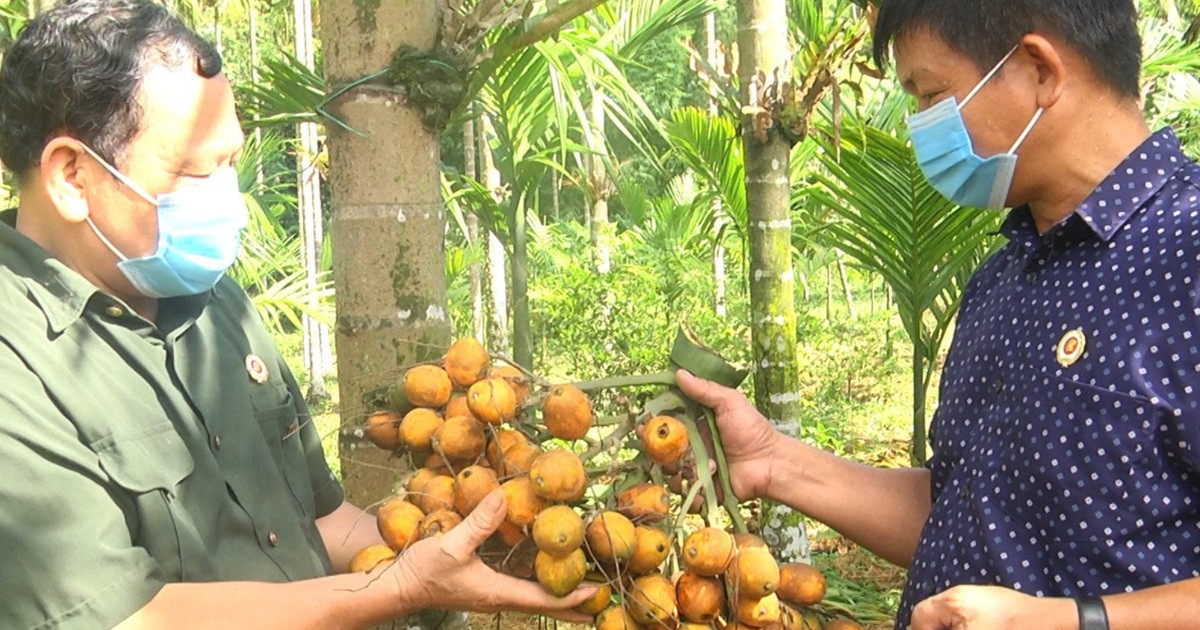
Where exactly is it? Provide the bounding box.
[510,193,532,369]
[248,0,264,188]
[294,0,329,401]
[738,0,808,563]
[480,114,511,356]
[464,116,485,342]
[706,12,728,318]
[836,248,856,319]
[588,94,612,275]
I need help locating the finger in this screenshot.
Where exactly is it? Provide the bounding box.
[490,576,598,622]
[441,490,506,560]
[910,593,952,630]
[675,369,737,410]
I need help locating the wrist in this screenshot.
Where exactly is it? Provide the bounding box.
[1075,596,1110,630]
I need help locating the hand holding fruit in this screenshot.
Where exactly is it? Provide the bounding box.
[387,490,596,621]
[909,585,1076,630]
[675,369,781,502]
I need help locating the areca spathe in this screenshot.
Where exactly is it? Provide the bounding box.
[810,117,1002,465]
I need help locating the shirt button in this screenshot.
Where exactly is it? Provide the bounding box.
[213,434,222,450]
[267,531,279,547]
[104,305,125,318]
[1025,271,1038,284]
[959,485,971,499]
[992,378,1004,393]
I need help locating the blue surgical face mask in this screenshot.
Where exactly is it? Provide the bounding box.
[79,143,248,298]
[907,45,1045,210]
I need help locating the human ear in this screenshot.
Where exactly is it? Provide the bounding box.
[1018,33,1066,110]
[38,137,92,224]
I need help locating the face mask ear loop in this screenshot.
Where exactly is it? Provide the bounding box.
[960,44,1021,109]
[1008,107,1045,154]
[85,216,131,262]
[75,142,158,206]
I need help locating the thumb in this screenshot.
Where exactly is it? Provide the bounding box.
[675,369,733,410]
[441,490,506,560]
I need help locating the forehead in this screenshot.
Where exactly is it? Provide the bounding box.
[893,28,982,86]
[128,65,243,167]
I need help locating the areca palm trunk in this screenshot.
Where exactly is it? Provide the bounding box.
[323,0,451,510]
[294,0,330,400]
[705,11,727,318]
[737,0,808,563]
[588,93,612,274]
[479,113,511,356]
[464,116,485,341]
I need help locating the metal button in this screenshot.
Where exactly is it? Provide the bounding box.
[267,531,279,547]
[104,305,125,318]
[213,434,222,450]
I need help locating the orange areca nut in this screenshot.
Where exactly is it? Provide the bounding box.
[585,511,637,565]
[681,527,736,576]
[625,525,671,575]
[528,449,588,502]
[594,605,641,630]
[466,377,517,425]
[616,483,671,523]
[777,562,827,607]
[532,504,586,557]
[347,544,397,573]
[444,394,477,421]
[500,476,549,528]
[376,499,424,551]
[433,415,486,462]
[363,410,403,451]
[642,415,690,465]
[398,408,443,452]
[403,365,453,408]
[736,592,782,627]
[452,465,499,516]
[444,337,490,389]
[418,509,462,539]
[542,383,593,440]
[626,573,678,626]
[534,548,588,597]
[676,571,725,624]
[490,364,532,407]
[733,546,781,599]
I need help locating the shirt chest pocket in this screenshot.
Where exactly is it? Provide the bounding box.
[987,375,1164,543]
[94,422,197,579]
[251,382,317,518]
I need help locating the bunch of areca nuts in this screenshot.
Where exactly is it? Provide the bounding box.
[351,332,862,630]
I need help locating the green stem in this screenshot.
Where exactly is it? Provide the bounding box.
[704,407,748,533]
[571,371,677,392]
[680,416,721,528]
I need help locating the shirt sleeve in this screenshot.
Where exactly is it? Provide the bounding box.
[0,341,164,630]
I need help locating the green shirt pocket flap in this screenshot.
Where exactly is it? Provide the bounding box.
[93,422,196,493]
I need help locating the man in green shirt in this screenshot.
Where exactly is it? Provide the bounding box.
[0,1,593,627]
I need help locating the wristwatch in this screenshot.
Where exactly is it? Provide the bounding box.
[1076,596,1109,630]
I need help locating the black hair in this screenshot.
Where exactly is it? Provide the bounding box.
[872,0,1142,98]
[0,0,222,180]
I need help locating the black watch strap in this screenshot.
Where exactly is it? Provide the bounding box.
[1077,596,1110,630]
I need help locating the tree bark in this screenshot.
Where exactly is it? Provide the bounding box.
[479,114,511,356]
[588,94,612,275]
[738,0,808,563]
[248,0,265,188]
[323,0,448,522]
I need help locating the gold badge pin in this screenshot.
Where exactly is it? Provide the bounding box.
[1056,329,1086,368]
[245,354,270,384]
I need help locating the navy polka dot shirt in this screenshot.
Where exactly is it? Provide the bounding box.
[897,128,1200,628]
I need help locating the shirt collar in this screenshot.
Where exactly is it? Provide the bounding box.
[0,210,102,334]
[1002,128,1188,245]
[0,209,209,335]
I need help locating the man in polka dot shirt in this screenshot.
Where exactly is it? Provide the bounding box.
[677,0,1200,628]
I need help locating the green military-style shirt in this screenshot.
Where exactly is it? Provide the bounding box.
[0,211,345,629]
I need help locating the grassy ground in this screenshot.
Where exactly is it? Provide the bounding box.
[278,294,935,629]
